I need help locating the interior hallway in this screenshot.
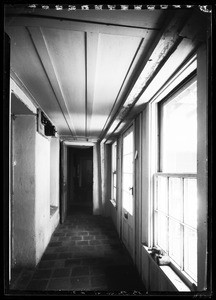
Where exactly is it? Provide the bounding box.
[10,205,146,293]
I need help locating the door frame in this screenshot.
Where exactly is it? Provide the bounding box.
[60,141,95,222]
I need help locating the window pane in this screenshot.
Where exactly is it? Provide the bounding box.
[113,173,116,188]
[161,80,197,173]
[122,190,133,215]
[157,176,168,213]
[157,212,168,251]
[169,220,182,266]
[122,173,133,190]
[184,227,197,281]
[113,187,116,201]
[123,153,133,174]
[123,131,133,155]
[184,178,197,228]
[169,178,183,221]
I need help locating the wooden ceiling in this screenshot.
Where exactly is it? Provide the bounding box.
[5,5,198,142]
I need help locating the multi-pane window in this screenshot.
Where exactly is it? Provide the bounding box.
[111,142,117,203]
[154,77,197,283]
[122,127,134,215]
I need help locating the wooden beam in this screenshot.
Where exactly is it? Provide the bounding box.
[6,14,153,38]
[101,10,193,141]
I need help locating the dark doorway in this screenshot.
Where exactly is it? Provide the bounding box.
[67,147,93,215]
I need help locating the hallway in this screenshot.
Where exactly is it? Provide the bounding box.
[10,206,146,294]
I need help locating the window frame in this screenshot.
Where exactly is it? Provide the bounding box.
[153,73,198,289]
[111,141,117,205]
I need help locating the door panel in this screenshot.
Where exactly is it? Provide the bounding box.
[121,125,135,261]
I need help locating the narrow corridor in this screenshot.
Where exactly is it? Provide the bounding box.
[10,206,146,294]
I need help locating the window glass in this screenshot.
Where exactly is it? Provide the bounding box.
[169,178,183,221]
[184,178,197,228]
[156,176,168,213]
[122,128,134,215]
[157,212,168,251]
[111,142,117,201]
[161,81,197,173]
[168,220,182,266]
[184,227,197,280]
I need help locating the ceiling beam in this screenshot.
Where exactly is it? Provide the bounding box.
[6,14,155,38]
[100,10,193,141]
[27,26,77,137]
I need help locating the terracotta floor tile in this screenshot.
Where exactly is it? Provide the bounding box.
[10,207,146,293]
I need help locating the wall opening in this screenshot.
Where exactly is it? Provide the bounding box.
[67,146,93,215]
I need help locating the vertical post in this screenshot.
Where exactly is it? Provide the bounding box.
[3,32,11,288]
[197,44,208,291]
[93,143,102,215]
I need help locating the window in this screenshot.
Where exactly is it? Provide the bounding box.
[154,76,198,285]
[122,126,134,215]
[111,142,117,205]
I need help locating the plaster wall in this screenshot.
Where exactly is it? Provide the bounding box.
[35,132,51,264]
[12,115,36,267]
[50,137,60,207]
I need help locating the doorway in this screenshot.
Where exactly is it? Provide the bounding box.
[67,147,93,215]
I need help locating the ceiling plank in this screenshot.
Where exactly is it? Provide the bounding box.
[86,31,99,139]
[27,26,77,137]
[6,15,154,38]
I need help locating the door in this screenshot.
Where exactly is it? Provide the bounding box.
[121,125,135,261]
[73,148,93,207]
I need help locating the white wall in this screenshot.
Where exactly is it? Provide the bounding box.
[50,137,60,207]
[35,133,51,263]
[35,134,60,264]
[10,79,60,269]
[12,115,36,267]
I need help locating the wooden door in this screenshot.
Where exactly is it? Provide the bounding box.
[121,125,135,261]
[60,142,68,223]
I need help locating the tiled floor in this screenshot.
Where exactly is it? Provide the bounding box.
[10,206,146,294]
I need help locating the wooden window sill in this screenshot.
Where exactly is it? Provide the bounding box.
[143,245,191,292]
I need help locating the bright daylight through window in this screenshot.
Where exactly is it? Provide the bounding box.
[154,77,197,283]
[111,142,117,204]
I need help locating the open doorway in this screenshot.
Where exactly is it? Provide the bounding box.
[67,146,93,215]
